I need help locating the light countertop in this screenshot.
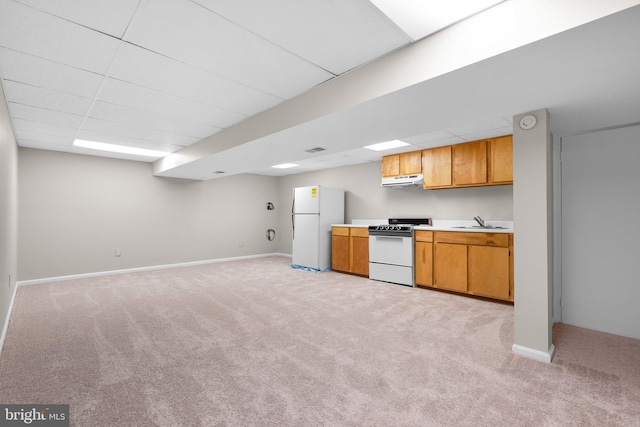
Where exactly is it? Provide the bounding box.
[332,219,514,233]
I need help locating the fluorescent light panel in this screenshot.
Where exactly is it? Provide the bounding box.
[73,139,169,158]
[272,163,299,169]
[364,140,410,151]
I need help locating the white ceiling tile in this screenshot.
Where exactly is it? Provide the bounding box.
[0,1,120,74]
[97,78,247,128]
[0,48,104,98]
[14,129,74,146]
[458,127,513,142]
[1,80,93,116]
[88,102,221,140]
[11,117,77,138]
[193,0,411,75]
[14,0,139,38]
[16,139,71,152]
[123,0,333,98]
[109,43,281,117]
[8,102,84,128]
[82,118,200,148]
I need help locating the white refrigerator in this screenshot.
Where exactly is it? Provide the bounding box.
[292,186,344,271]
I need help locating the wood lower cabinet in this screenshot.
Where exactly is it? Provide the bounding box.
[331,227,350,272]
[349,228,369,276]
[433,243,468,292]
[431,231,513,302]
[331,227,369,276]
[468,245,510,300]
[415,230,433,286]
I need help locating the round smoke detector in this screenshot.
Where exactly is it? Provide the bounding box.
[519,114,537,130]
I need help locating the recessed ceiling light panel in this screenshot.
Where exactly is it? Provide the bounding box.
[272,163,299,169]
[73,139,170,158]
[364,140,410,151]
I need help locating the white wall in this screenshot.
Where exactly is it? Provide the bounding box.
[560,124,640,340]
[0,83,18,347]
[18,148,280,281]
[276,161,513,254]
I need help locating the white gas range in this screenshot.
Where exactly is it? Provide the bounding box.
[368,218,432,287]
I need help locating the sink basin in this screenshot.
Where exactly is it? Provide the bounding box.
[453,226,507,230]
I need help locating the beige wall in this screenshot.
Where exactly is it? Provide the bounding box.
[18,148,280,280]
[0,84,18,342]
[276,161,513,254]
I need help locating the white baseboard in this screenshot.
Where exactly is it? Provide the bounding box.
[0,282,19,359]
[17,253,292,287]
[512,343,556,363]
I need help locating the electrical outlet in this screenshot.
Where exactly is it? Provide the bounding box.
[115,248,122,257]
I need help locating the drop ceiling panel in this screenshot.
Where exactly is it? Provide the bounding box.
[8,102,84,128]
[192,0,411,75]
[82,118,200,148]
[97,78,248,129]
[0,48,104,98]
[0,0,120,74]
[109,43,281,117]
[18,139,71,152]
[11,117,77,138]
[123,0,334,98]
[1,81,93,116]
[88,101,221,140]
[14,0,140,38]
[14,129,73,146]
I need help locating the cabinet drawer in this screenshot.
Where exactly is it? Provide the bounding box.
[435,232,509,247]
[415,230,433,242]
[332,227,350,237]
[350,228,369,237]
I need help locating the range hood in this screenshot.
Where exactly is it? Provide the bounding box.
[381,174,424,188]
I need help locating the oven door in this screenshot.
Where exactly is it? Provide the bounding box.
[368,234,413,267]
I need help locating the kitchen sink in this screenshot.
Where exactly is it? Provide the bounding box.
[453,226,507,230]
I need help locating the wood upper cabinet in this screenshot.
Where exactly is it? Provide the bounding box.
[415,230,433,286]
[421,135,512,189]
[382,151,423,177]
[332,226,368,276]
[381,155,400,177]
[432,231,513,302]
[422,146,452,188]
[399,151,422,175]
[452,140,487,186]
[488,135,513,184]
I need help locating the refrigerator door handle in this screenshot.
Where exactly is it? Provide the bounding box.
[292,214,295,240]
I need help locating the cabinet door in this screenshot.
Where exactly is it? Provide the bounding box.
[434,243,467,292]
[400,151,422,175]
[489,135,513,184]
[452,140,487,186]
[382,154,400,177]
[415,241,433,286]
[468,246,510,300]
[350,236,369,276]
[331,235,350,272]
[422,146,452,188]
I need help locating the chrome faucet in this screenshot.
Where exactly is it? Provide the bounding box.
[474,216,485,227]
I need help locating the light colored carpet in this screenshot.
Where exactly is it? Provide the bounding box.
[0,256,638,426]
